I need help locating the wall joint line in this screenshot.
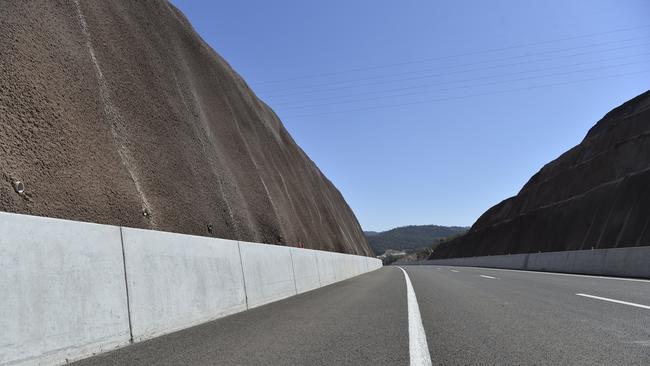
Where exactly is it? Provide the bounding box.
[289,248,299,295]
[236,241,249,310]
[119,227,134,343]
[314,251,322,287]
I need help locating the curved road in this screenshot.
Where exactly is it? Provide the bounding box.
[72,265,650,365]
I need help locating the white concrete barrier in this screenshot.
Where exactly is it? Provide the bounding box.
[332,252,345,281]
[346,254,359,278]
[525,247,650,278]
[315,250,338,286]
[290,247,322,293]
[415,247,650,279]
[599,246,650,278]
[121,228,247,342]
[372,257,383,270]
[238,241,297,308]
[0,213,130,366]
[526,251,578,273]
[0,212,382,366]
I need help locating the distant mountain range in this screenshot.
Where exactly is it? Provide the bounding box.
[365,225,468,255]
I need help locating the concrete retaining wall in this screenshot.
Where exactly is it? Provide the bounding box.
[290,247,321,294]
[0,213,130,366]
[122,228,247,342]
[239,241,297,308]
[368,256,382,271]
[415,246,650,279]
[0,212,382,366]
[315,251,338,286]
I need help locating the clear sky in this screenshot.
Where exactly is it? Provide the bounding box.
[170,0,650,232]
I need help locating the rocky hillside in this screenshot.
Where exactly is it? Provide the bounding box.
[432,90,650,259]
[0,0,372,255]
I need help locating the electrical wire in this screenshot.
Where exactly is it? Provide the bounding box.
[253,24,650,86]
[281,69,650,118]
[271,51,650,107]
[262,40,650,98]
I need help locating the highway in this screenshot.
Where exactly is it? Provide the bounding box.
[71,266,650,365]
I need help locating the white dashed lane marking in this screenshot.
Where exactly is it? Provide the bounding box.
[576,293,650,310]
[480,275,497,279]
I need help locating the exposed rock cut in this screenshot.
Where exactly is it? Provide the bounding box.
[0,0,372,255]
[432,90,650,259]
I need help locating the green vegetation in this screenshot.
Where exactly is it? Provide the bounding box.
[365,225,468,256]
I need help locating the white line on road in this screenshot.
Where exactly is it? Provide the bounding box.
[480,275,497,279]
[576,293,650,310]
[451,270,459,273]
[398,267,433,366]
[456,266,650,283]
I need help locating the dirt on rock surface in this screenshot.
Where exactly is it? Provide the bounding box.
[0,0,372,256]
[431,90,650,259]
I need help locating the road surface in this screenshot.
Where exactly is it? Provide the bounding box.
[71,265,650,365]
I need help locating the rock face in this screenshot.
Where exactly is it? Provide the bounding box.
[0,0,372,255]
[432,90,650,259]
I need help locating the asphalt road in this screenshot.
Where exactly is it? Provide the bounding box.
[71,265,650,365]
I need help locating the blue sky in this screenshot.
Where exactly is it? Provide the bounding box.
[170,0,650,232]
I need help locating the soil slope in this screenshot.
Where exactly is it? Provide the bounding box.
[0,0,372,255]
[432,90,650,259]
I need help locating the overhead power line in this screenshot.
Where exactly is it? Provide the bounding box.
[258,36,649,94]
[281,69,650,119]
[253,24,650,85]
[277,60,649,111]
[263,40,650,98]
[270,51,650,107]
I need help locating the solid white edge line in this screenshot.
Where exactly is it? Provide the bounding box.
[576,293,650,310]
[398,267,433,366]
[479,275,497,279]
[440,266,650,283]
